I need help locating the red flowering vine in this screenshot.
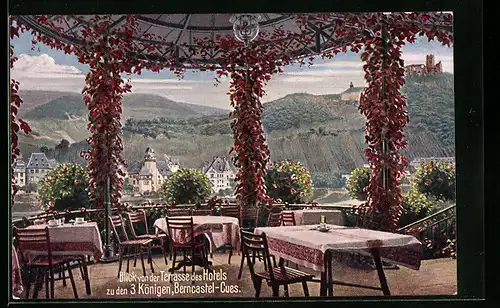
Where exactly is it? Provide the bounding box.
[10,17,32,206]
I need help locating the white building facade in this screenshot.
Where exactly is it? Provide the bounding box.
[202,156,236,194]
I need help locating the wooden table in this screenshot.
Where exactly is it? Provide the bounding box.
[154,216,240,271]
[254,224,422,296]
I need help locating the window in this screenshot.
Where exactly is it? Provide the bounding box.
[145,181,149,185]
[211,174,214,178]
[133,180,136,185]
[30,170,34,174]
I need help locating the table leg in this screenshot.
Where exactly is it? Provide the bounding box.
[326,250,333,296]
[370,248,391,296]
[81,257,91,295]
[320,272,327,296]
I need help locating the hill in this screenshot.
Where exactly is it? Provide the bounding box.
[17,73,455,174]
[23,92,228,121]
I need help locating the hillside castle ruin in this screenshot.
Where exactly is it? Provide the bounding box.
[404,54,443,75]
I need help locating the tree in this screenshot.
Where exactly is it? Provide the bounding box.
[264,160,313,204]
[38,162,90,211]
[346,167,371,200]
[413,161,456,201]
[158,168,212,204]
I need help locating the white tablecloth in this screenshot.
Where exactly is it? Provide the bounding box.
[22,222,103,261]
[284,209,344,226]
[254,224,421,272]
[154,216,240,252]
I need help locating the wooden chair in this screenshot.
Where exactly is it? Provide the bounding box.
[240,229,315,298]
[166,217,209,275]
[267,212,282,227]
[241,206,259,230]
[167,208,192,217]
[219,206,241,264]
[238,206,261,279]
[14,227,80,299]
[192,208,214,216]
[127,210,168,265]
[109,215,154,278]
[281,212,297,226]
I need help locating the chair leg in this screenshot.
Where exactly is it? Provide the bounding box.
[81,257,91,295]
[25,269,32,299]
[252,277,262,298]
[228,247,233,264]
[148,245,155,274]
[302,281,310,297]
[126,246,131,273]
[284,284,290,297]
[133,246,138,267]
[50,268,55,299]
[66,262,79,299]
[170,249,177,276]
[45,270,49,299]
[191,247,196,274]
[160,238,168,265]
[62,266,67,287]
[117,246,124,278]
[183,250,187,273]
[32,268,43,299]
[238,253,245,280]
[271,284,280,297]
[139,246,147,277]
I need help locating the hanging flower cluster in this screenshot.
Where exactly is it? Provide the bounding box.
[356,13,452,232]
[191,27,313,209]
[10,17,32,206]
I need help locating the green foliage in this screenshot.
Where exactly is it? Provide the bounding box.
[265,160,313,204]
[414,160,456,201]
[38,163,90,211]
[25,95,87,120]
[403,73,455,146]
[311,172,346,188]
[346,167,371,200]
[158,168,212,204]
[262,94,343,133]
[399,190,433,227]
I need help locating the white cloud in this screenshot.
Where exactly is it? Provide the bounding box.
[12,54,83,77]
[310,61,364,69]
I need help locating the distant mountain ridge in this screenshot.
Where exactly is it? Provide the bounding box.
[23,92,228,120]
[17,73,454,174]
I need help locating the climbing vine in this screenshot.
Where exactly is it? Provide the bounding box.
[10,17,31,206]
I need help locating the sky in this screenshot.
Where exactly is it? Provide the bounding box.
[10,26,454,110]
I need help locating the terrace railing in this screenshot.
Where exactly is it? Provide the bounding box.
[397,203,456,259]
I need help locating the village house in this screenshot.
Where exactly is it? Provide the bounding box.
[126,147,180,195]
[25,153,57,185]
[201,156,236,194]
[12,157,27,187]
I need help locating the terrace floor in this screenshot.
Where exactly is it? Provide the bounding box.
[31,252,457,299]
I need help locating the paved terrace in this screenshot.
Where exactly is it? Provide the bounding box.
[39,252,457,299]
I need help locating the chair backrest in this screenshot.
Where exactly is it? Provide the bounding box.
[166,217,195,246]
[14,227,52,266]
[267,212,282,227]
[109,214,130,243]
[167,208,192,217]
[241,206,259,229]
[281,212,296,226]
[240,229,276,281]
[192,208,214,216]
[127,210,149,238]
[220,206,240,219]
